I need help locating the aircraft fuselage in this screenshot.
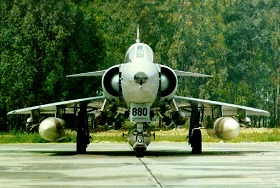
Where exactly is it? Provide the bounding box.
[121,50,159,106]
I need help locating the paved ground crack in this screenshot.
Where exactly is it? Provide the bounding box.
[139,158,163,188]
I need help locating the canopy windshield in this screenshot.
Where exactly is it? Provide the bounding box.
[125,43,154,63]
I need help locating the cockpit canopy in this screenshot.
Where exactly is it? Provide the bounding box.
[125,43,154,63]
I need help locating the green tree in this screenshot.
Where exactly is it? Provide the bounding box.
[224,0,279,126]
[0,0,104,130]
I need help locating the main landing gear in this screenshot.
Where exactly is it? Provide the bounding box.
[76,103,90,154]
[189,105,202,154]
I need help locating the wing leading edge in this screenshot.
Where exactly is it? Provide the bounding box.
[66,70,106,77]
[174,96,270,117]
[174,70,212,78]
[7,96,105,115]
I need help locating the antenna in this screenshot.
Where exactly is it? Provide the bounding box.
[136,24,140,43]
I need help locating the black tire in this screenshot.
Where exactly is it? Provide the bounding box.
[135,148,145,158]
[76,129,87,154]
[191,129,202,154]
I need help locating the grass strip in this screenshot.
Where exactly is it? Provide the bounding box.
[0,128,279,143]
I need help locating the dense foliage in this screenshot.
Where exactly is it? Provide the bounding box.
[0,0,104,130]
[0,0,279,130]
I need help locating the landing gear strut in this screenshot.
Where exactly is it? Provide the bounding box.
[76,103,90,154]
[189,105,202,154]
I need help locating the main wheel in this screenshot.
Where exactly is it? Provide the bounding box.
[191,129,202,154]
[76,128,88,154]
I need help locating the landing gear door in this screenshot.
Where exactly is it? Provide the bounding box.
[130,103,150,123]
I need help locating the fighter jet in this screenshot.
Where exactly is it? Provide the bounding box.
[8,26,270,157]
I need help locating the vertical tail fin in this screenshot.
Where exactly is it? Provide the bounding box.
[136,24,140,43]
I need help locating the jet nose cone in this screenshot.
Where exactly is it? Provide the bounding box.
[134,72,148,85]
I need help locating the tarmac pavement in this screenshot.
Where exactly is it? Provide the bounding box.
[0,142,280,187]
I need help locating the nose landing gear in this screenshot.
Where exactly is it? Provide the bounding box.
[128,123,151,157]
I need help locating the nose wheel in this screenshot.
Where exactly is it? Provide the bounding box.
[128,123,151,157]
[135,148,145,158]
[133,132,147,158]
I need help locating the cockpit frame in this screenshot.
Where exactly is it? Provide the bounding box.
[124,43,154,63]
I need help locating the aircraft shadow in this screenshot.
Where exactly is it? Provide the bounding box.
[30,149,263,157]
